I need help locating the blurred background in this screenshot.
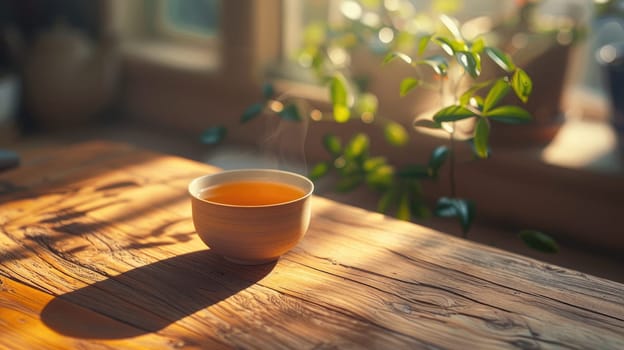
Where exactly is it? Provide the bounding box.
[0,0,622,281]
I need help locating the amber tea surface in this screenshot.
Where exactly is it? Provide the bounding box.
[200,180,305,206]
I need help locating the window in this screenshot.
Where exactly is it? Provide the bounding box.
[153,0,220,42]
[108,0,283,130]
[111,0,221,71]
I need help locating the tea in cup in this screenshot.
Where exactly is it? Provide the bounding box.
[188,169,313,264]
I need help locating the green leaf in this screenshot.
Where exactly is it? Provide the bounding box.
[485,106,531,124]
[396,192,411,221]
[383,51,413,65]
[322,134,342,156]
[474,118,490,159]
[329,74,349,123]
[470,37,485,53]
[363,156,387,172]
[433,105,475,123]
[485,46,516,72]
[278,104,302,121]
[344,133,370,160]
[428,145,449,176]
[457,199,476,234]
[397,164,430,179]
[384,122,409,146]
[512,68,532,103]
[366,164,394,191]
[433,36,464,56]
[335,174,363,193]
[262,82,275,100]
[200,126,227,145]
[240,103,264,123]
[417,55,449,76]
[329,73,348,105]
[413,118,442,130]
[418,34,432,55]
[455,51,481,78]
[400,77,420,97]
[440,14,462,40]
[483,79,511,113]
[471,96,484,110]
[356,93,378,114]
[435,197,457,217]
[519,230,559,253]
[377,188,398,214]
[333,104,351,123]
[459,80,493,106]
[435,197,475,234]
[309,162,330,181]
[336,159,359,176]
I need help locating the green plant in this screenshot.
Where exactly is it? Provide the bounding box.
[379,14,534,233]
[202,4,558,253]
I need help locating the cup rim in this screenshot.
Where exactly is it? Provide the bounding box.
[188,168,314,208]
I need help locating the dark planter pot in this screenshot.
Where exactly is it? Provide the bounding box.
[489,41,572,148]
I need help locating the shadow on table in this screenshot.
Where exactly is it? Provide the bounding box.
[41,249,276,339]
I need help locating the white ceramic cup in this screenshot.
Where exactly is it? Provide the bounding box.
[189,169,314,264]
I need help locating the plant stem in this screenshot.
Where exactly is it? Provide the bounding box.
[449,69,460,200]
[449,70,466,238]
[448,122,467,238]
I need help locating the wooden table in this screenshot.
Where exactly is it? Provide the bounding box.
[0,141,622,349]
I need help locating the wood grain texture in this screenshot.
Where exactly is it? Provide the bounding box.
[0,141,623,349]
[0,276,196,350]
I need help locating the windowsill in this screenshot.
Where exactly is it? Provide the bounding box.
[122,39,220,73]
